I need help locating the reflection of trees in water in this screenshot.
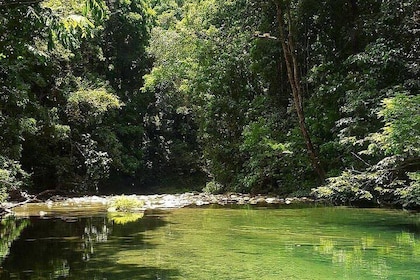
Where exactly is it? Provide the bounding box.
[396,231,420,256]
[0,212,173,279]
[49,258,70,278]
[312,232,420,279]
[81,213,147,261]
[82,217,110,261]
[0,217,29,265]
[0,216,110,279]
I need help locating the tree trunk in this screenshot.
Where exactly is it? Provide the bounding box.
[348,0,360,52]
[274,0,326,182]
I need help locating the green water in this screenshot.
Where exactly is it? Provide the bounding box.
[1,205,419,279]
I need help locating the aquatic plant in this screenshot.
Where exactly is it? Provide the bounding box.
[108,195,144,212]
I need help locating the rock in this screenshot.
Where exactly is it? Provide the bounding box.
[266,197,279,204]
[195,200,209,206]
[8,188,27,202]
[256,197,266,204]
[249,198,258,205]
[237,198,245,205]
[10,192,317,217]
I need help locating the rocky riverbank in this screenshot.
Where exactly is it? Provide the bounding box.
[1,192,322,217]
[60,192,320,209]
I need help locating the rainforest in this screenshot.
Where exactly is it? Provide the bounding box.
[0,0,419,208]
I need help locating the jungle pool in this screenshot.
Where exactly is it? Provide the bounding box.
[1,204,419,279]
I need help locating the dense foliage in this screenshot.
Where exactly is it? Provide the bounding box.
[0,0,419,208]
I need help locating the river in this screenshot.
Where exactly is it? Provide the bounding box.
[1,204,419,279]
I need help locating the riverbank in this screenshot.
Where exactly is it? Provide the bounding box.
[1,192,322,217]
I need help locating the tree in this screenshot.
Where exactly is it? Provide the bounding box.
[144,0,307,194]
[271,0,325,182]
[0,0,123,194]
[312,0,420,208]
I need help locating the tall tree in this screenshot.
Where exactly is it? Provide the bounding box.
[271,0,325,182]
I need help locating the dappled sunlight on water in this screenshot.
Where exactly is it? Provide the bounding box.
[0,206,419,279]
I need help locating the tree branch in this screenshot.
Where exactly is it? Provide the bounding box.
[351,152,372,167]
[253,32,278,40]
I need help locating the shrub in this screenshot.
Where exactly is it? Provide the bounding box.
[202,181,224,194]
[312,171,375,205]
[108,195,144,212]
[0,157,29,203]
[396,172,420,209]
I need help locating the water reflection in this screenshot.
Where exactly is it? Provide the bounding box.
[108,212,144,225]
[0,217,29,264]
[396,231,420,255]
[312,230,420,279]
[0,216,107,279]
[0,207,419,280]
[50,258,70,278]
[0,211,171,279]
[82,217,110,261]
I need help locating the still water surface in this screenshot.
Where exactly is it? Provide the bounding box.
[1,205,419,279]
